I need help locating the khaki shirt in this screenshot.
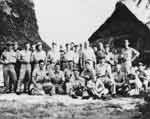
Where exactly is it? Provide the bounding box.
[32,68,48,83]
[47,50,60,62]
[1,50,17,64]
[19,50,32,63]
[96,63,112,77]
[32,50,46,63]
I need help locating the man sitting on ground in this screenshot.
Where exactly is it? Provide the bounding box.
[51,63,65,94]
[95,56,116,97]
[69,68,85,98]
[30,60,53,95]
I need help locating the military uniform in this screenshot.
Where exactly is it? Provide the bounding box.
[81,48,96,68]
[2,49,17,92]
[96,63,116,95]
[121,47,139,74]
[16,50,32,93]
[31,67,53,95]
[32,50,46,69]
[51,70,65,94]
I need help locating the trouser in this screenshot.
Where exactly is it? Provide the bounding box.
[3,64,17,92]
[87,80,108,98]
[17,64,31,92]
[15,61,21,80]
[121,61,132,75]
[30,82,54,95]
[53,84,64,94]
[99,77,116,95]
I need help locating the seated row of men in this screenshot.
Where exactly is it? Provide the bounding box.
[29,57,150,99]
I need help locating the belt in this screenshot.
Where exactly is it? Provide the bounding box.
[4,63,15,65]
[20,62,31,64]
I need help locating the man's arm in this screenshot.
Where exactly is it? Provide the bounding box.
[131,48,140,61]
[32,70,40,89]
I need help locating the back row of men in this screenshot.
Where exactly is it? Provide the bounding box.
[1,40,147,99]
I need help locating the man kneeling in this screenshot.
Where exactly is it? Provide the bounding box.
[30,60,54,95]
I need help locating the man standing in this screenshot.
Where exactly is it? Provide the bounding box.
[81,41,96,69]
[104,44,114,65]
[32,42,46,70]
[47,42,60,64]
[16,43,32,94]
[96,42,105,63]
[73,45,80,70]
[121,40,140,74]
[1,42,17,93]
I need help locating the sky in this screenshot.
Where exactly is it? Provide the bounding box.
[34,0,118,46]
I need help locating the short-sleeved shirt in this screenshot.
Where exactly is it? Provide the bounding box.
[33,50,46,63]
[1,50,17,64]
[19,50,32,63]
[73,52,80,64]
[51,70,65,84]
[64,50,74,61]
[47,50,60,63]
[82,48,96,62]
[32,68,48,82]
[81,68,96,82]
[96,63,112,77]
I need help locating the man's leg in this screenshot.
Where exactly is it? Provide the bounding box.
[24,64,31,93]
[9,66,17,92]
[16,64,26,93]
[3,66,9,92]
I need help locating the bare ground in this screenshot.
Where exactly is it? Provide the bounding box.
[0,94,145,119]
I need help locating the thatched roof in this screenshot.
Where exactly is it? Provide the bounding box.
[88,2,150,48]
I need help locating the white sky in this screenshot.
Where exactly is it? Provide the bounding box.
[34,0,118,46]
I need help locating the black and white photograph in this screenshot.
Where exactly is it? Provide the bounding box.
[0,0,150,119]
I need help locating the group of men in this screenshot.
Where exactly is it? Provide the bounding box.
[0,39,149,99]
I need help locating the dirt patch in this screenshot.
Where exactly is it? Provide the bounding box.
[0,94,145,119]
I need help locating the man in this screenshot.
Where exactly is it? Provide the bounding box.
[51,63,65,94]
[31,60,53,95]
[69,68,85,98]
[121,40,140,74]
[136,62,148,92]
[104,44,114,65]
[73,45,80,69]
[95,56,116,96]
[47,42,60,64]
[95,42,105,63]
[81,41,96,69]
[32,42,46,70]
[13,42,21,80]
[31,44,37,72]
[1,42,17,93]
[81,61,96,98]
[113,64,128,95]
[64,43,74,62]
[16,43,32,94]
[64,61,74,94]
